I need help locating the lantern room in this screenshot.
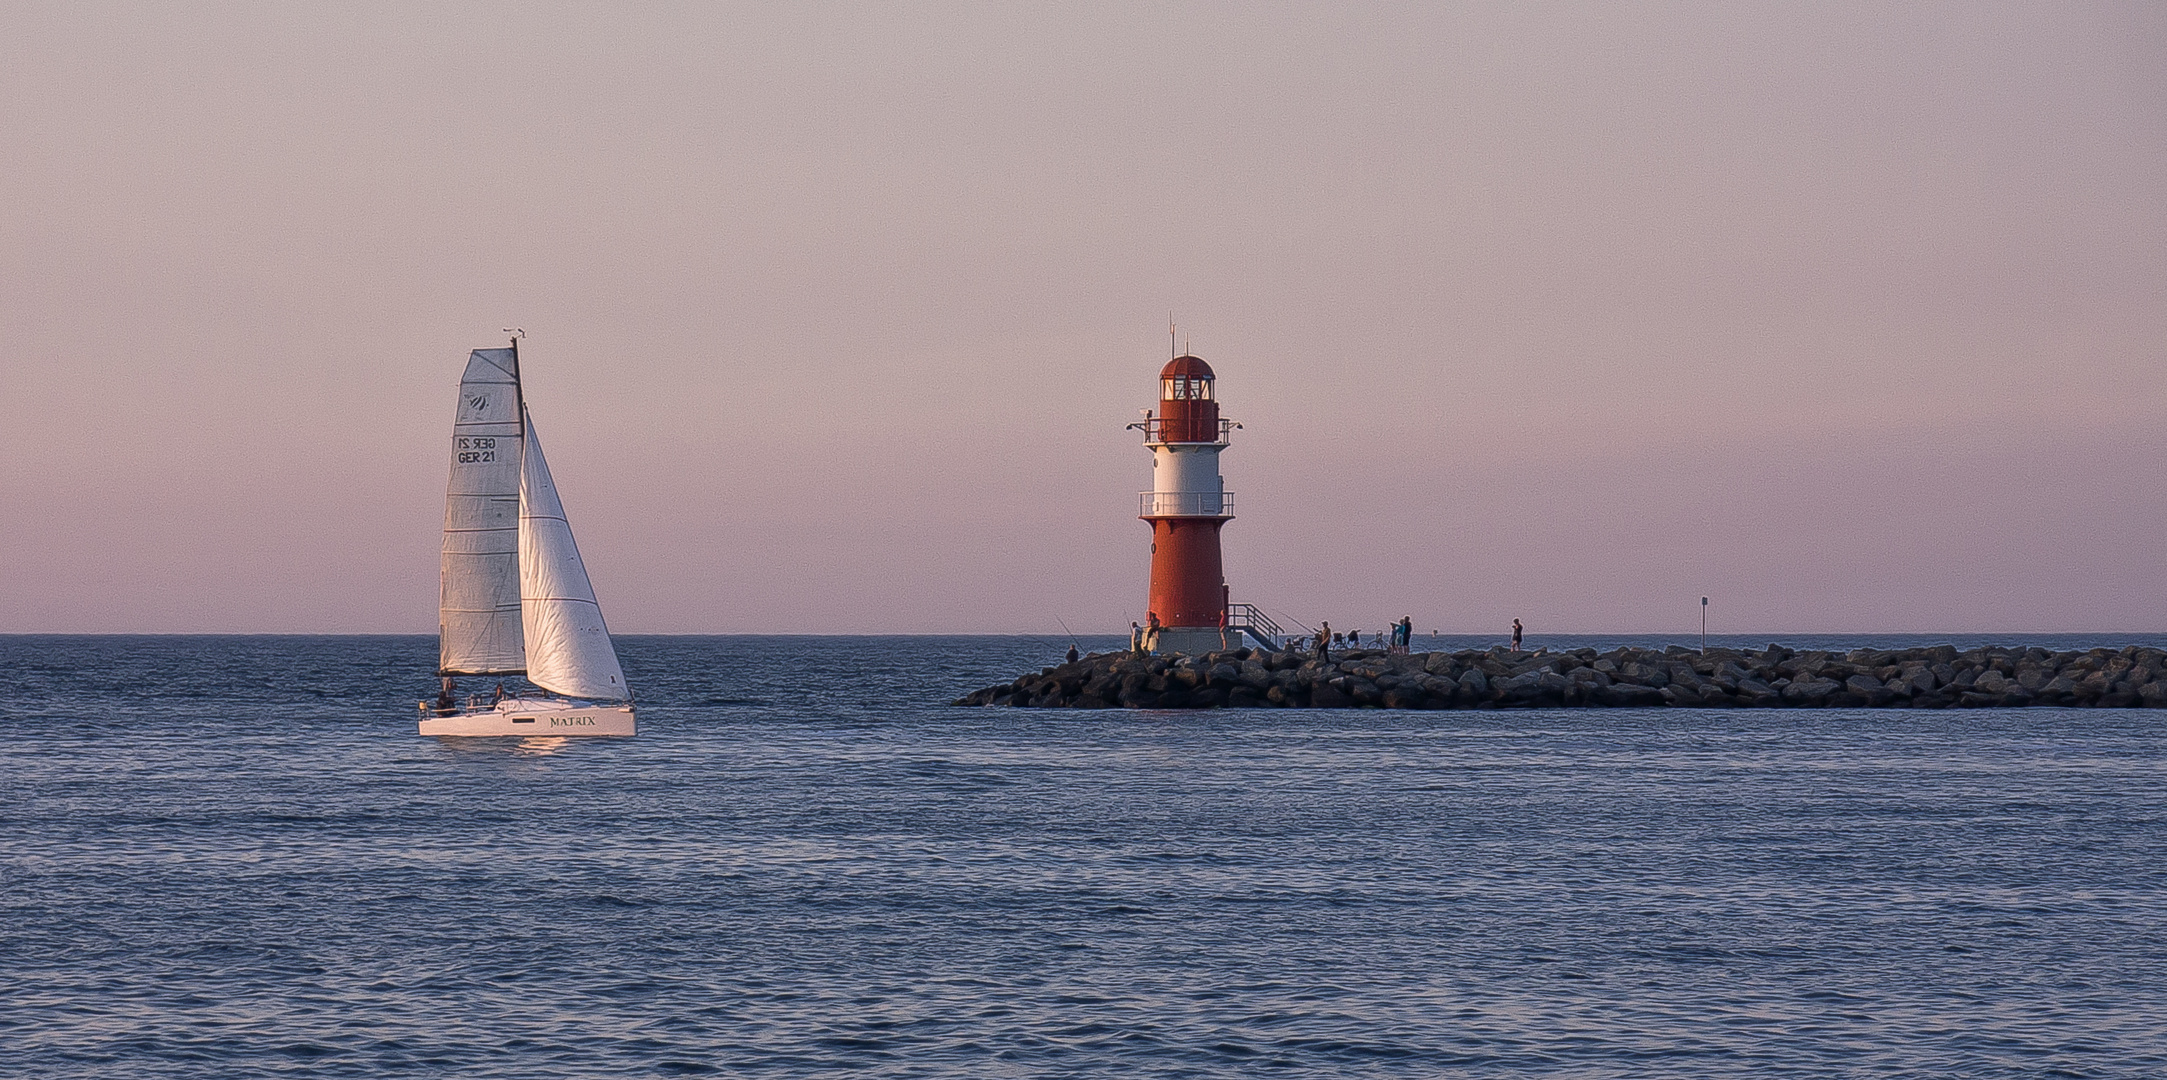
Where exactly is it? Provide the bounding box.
[1152,355,1221,444]
[1161,354,1216,400]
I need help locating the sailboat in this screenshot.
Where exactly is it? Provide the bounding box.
[418,337,636,737]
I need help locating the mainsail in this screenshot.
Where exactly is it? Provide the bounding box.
[518,409,630,700]
[439,347,526,674]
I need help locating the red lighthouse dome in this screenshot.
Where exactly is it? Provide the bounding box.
[1160,354,1215,380]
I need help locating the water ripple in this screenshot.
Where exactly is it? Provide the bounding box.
[1,634,2164,1077]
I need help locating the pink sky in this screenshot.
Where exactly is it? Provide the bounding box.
[2,2,2162,634]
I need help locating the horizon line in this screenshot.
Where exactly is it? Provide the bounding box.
[5,630,2166,640]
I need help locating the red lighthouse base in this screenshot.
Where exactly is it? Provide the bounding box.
[1147,517,1229,652]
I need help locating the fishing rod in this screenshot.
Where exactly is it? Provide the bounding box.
[1011,633,1077,666]
[1053,615,1083,651]
[1273,607,1317,635]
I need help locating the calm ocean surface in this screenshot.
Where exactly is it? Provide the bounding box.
[4,633,2165,1078]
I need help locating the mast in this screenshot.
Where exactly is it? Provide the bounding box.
[509,331,525,434]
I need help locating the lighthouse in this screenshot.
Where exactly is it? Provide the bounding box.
[1134,353,1240,655]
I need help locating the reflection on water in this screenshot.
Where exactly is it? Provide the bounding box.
[514,736,570,756]
[425,733,580,760]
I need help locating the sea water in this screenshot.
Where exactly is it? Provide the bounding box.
[2,634,2163,1078]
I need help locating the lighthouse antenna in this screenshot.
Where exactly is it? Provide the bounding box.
[1170,313,1176,359]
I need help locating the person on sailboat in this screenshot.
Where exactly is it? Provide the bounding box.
[490,683,506,705]
[435,677,458,716]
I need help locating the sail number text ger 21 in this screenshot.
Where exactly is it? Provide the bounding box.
[456,436,498,464]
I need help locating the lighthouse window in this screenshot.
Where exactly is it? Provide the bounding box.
[1161,377,1214,401]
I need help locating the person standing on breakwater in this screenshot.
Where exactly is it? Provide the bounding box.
[1067,644,1080,665]
[1315,621,1332,660]
[1130,622,1145,655]
[1511,618,1523,651]
[1146,611,1163,653]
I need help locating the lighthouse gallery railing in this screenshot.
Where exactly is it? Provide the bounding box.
[1139,491,1234,517]
[1128,417,1239,445]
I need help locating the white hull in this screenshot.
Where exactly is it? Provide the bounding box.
[419,697,636,737]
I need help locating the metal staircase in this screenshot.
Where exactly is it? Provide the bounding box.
[1225,603,1283,651]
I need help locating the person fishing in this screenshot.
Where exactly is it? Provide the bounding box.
[1130,621,1145,656]
[1055,617,1082,666]
[1315,621,1332,661]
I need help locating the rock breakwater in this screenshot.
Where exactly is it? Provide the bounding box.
[954,643,2167,709]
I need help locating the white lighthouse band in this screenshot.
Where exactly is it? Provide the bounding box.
[1135,409,1239,518]
[1142,433,1235,519]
